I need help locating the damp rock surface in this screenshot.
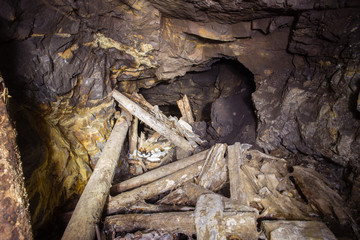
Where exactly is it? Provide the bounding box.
[0,0,359,236]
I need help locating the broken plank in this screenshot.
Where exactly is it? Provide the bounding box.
[62,111,131,240]
[110,149,209,194]
[196,143,227,191]
[129,117,138,157]
[112,89,195,152]
[177,94,194,124]
[228,142,241,201]
[106,160,205,215]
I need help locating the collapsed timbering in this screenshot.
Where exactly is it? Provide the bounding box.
[0,0,359,239]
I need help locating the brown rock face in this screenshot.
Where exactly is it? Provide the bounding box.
[0,77,33,239]
[0,0,359,236]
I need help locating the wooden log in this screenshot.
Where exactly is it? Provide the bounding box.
[158,182,258,213]
[177,94,194,124]
[109,201,194,214]
[228,142,242,201]
[196,143,227,191]
[62,111,131,240]
[110,149,209,194]
[129,117,138,156]
[113,90,195,152]
[104,211,258,239]
[228,143,252,204]
[195,194,226,240]
[106,160,205,215]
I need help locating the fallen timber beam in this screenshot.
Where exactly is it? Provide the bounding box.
[112,90,195,152]
[177,94,194,124]
[228,143,251,204]
[110,149,209,194]
[62,111,131,240]
[109,201,194,214]
[128,116,138,156]
[158,182,258,213]
[106,160,205,215]
[104,210,258,239]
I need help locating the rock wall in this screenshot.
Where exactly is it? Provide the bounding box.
[0,0,359,232]
[0,76,33,239]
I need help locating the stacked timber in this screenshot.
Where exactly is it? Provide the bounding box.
[61,90,359,240]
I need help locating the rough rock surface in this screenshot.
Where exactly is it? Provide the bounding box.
[0,0,359,236]
[0,77,33,239]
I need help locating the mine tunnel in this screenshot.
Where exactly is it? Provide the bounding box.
[0,0,360,240]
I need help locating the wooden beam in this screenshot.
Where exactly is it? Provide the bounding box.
[228,142,250,203]
[106,160,205,215]
[177,94,194,124]
[104,210,258,239]
[112,90,195,152]
[196,143,227,191]
[128,117,138,156]
[110,149,209,194]
[62,111,131,240]
[195,194,226,240]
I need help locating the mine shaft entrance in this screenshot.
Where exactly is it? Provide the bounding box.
[140,58,257,145]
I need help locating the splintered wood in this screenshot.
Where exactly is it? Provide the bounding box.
[177,94,194,124]
[112,90,195,152]
[62,90,354,239]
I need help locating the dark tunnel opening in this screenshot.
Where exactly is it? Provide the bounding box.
[140,58,257,146]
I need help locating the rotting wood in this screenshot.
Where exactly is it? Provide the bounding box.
[196,143,227,191]
[195,194,226,240]
[129,116,138,157]
[113,89,195,152]
[111,201,194,214]
[104,211,258,239]
[62,111,131,240]
[110,149,209,194]
[177,94,194,124]
[292,166,360,238]
[228,142,251,202]
[106,160,205,215]
[158,182,258,213]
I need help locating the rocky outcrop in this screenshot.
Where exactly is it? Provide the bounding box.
[0,76,33,239]
[0,0,359,235]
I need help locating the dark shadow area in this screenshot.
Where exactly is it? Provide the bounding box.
[140,58,257,146]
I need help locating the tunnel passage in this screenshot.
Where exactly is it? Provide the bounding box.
[140,58,257,145]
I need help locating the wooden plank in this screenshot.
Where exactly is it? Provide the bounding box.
[129,117,138,156]
[106,160,205,215]
[228,142,242,201]
[228,143,251,204]
[177,94,194,124]
[110,149,209,194]
[113,90,195,152]
[196,143,227,191]
[61,111,131,240]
